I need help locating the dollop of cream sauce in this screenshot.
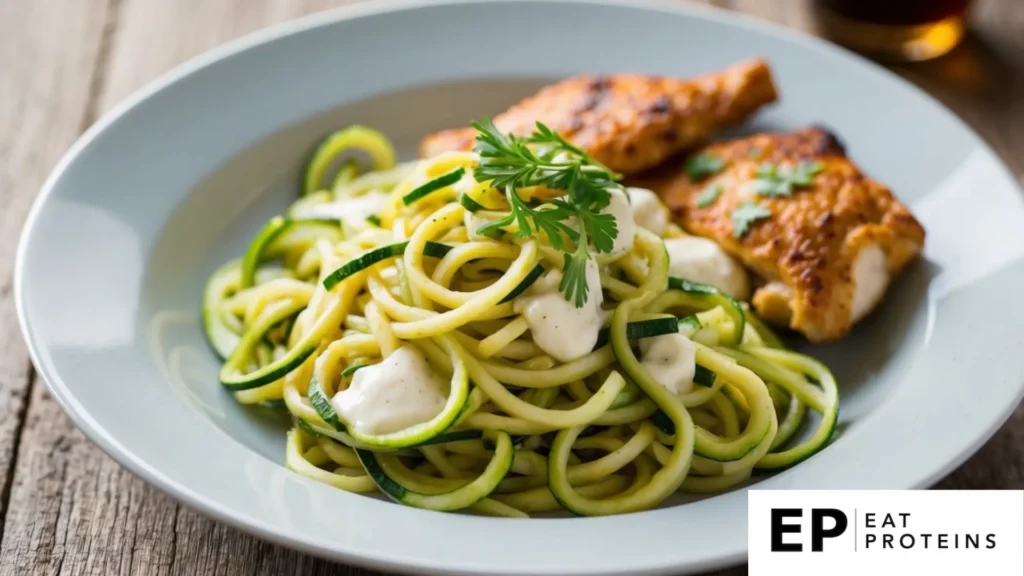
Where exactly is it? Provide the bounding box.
[639,333,697,395]
[600,188,636,256]
[626,187,669,236]
[331,345,447,435]
[665,236,750,300]
[515,259,605,363]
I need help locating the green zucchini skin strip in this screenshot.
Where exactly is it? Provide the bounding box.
[356,431,513,511]
[219,299,315,391]
[322,241,452,290]
[401,167,465,205]
[295,417,373,448]
[593,316,693,350]
[499,264,544,304]
[414,429,483,447]
[304,126,396,195]
[459,193,486,213]
[677,314,702,338]
[202,260,242,359]
[221,344,315,391]
[339,363,366,378]
[241,217,289,289]
[308,378,342,430]
[295,417,323,438]
[666,276,746,345]
[693,365,716,387]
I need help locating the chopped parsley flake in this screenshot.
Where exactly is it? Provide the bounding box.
[696,183,723,208]
[731,201,771,238]
[685,154,726,181]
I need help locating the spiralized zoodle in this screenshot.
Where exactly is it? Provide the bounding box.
[202,125,839,517]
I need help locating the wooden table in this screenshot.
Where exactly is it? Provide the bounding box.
[0,1,1021,574]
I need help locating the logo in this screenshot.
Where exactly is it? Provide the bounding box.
[770,508,848,552]
[749,491,1024,575]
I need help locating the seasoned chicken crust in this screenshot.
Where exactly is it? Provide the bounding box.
[421,59,778,175]
[632,127,926,342]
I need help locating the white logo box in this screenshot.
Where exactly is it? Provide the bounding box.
[749,490,1024,575]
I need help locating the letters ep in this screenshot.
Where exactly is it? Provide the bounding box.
[770,508,849,552]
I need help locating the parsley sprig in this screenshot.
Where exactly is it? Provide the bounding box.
[471,118,620,307]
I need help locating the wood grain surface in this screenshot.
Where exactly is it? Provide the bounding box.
[0,1,1020,575]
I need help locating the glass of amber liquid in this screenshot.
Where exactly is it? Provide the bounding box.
[813,0,972,62]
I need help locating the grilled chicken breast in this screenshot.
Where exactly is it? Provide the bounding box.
[632,127,925,342]
[421,59,778,175]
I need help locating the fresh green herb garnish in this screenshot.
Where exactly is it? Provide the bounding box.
[685,154,726,181]
[471,118,620,307]
[731,201,771,238]
[748,147,761,159]
[749,160,824,197]
[791,160,825,184]
[696,183,723,208]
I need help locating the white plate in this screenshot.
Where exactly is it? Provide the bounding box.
[15,0,1024,574]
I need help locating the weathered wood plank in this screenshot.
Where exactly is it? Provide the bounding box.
[0,382,179,576]
[0,0,113,541]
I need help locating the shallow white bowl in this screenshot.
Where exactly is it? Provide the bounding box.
[15,0,1024,574]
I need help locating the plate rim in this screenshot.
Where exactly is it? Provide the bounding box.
[14,0,1024,574]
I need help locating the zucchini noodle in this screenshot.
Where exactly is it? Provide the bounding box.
[202,125,840,516]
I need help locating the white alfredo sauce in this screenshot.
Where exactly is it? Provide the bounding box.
[639,333,698,395]
[601,188,636,256]
[626,187,669,236]
[850,244,888,322]
[664,236,750,300]
[515,258,605,363]
[331,345,447,435]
